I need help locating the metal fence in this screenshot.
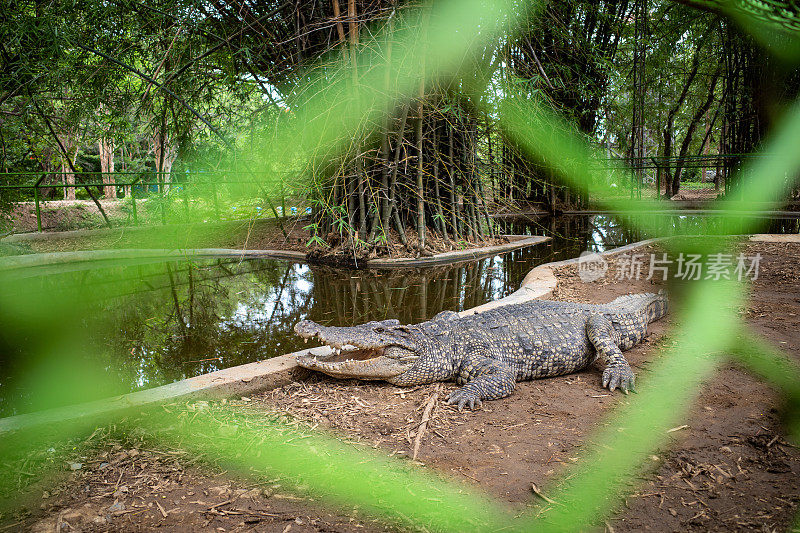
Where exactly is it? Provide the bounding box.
[0,171,288,231]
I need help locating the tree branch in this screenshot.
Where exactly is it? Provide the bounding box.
[28,92,112,228]
[69,40,229,147]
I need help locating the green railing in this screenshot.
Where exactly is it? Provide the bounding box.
[0,171,290,231]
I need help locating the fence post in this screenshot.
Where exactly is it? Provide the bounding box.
[211,181,221,220]
[651,157,661,199]
[34,185,42,232]
[129,177,141,226]
[183,183,190,222]
[161,173,167,225]
[131,187,138,225]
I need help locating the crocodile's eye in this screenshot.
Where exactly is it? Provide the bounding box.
[374,327,385,333]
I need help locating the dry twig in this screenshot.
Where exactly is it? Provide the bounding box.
[412,384,440,460]
[530,482,559,505]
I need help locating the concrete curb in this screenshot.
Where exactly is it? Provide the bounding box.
[459,266,557,316]
[366,235,549,268]
[750,234,800,243]
[0,236,549,274]
[488,235,793,317]
[493,209,800,219]
[562,210,800,218]
[2,218,278,243]
[0,347,331,435]
[0,248,306,270]
[461,238,660,316]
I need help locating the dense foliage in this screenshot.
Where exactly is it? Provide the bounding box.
[1,0,798,244]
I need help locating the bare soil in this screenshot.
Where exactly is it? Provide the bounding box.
[8,200,129,233]
[8,442,394,533]
[2,241,798,532]
[668,186,722,202]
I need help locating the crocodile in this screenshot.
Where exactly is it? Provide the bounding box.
[294,292,668,410]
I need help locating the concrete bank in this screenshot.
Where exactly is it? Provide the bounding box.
[493,208,800,219]
[0,349,323,435]
[0,235,548,277]
[0,248,307,279]
[461,238,660,316]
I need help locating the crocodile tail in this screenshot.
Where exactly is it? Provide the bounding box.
[608,291,668,323]
[646,291,669,323]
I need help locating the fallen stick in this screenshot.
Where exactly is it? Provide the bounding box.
[208,499,234,510]
[412,385,440,460]
[666,424,689,433]
[530,482,559,505]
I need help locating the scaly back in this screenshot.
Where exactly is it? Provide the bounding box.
[604,292,668,324]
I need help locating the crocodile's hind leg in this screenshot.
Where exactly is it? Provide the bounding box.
[587,315,636,393]
[447,346,516,411]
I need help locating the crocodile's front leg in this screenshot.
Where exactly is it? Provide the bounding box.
[447,345,516,411]
[587,315,636,393]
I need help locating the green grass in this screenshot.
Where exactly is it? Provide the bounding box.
[679,181,716,190]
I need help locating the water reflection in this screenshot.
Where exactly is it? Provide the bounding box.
[1,214,796,415]
[499,213,799,251]
[497,214,640,252]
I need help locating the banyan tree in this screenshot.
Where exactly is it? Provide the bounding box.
[204,0,506,255]
[202,0,645,255]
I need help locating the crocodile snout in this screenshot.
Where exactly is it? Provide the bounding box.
[294,320,321,340]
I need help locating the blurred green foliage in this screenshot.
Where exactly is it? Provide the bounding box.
[1,0,800,531]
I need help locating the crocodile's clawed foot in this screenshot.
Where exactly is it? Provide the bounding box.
[602,364,635,394]
[446,389,483,412]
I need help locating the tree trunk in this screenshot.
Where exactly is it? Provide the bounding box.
[348,0,367,239]
[415,84,425,249]
[121,143,131,198]
[374,11,395,244]
[59,134,78,201]
[670,69,721,196]
[153,126,176,193]
[99,138,116,198]
[387,103,409,246]
[663,29,707,198]
[432,128,448,242]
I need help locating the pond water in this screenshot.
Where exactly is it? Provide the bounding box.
[0,213,797,416]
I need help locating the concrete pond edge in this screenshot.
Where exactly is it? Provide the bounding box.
[0,236,549,276]
[366,235,549,268]
[0,233,796,437]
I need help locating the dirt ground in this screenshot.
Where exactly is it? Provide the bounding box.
[2,241,799,532]
[7,200,130,233]
[669,186,722,202]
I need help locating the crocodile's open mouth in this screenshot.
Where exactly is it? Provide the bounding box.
[296,346,417,380]
[294,319,419,380]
